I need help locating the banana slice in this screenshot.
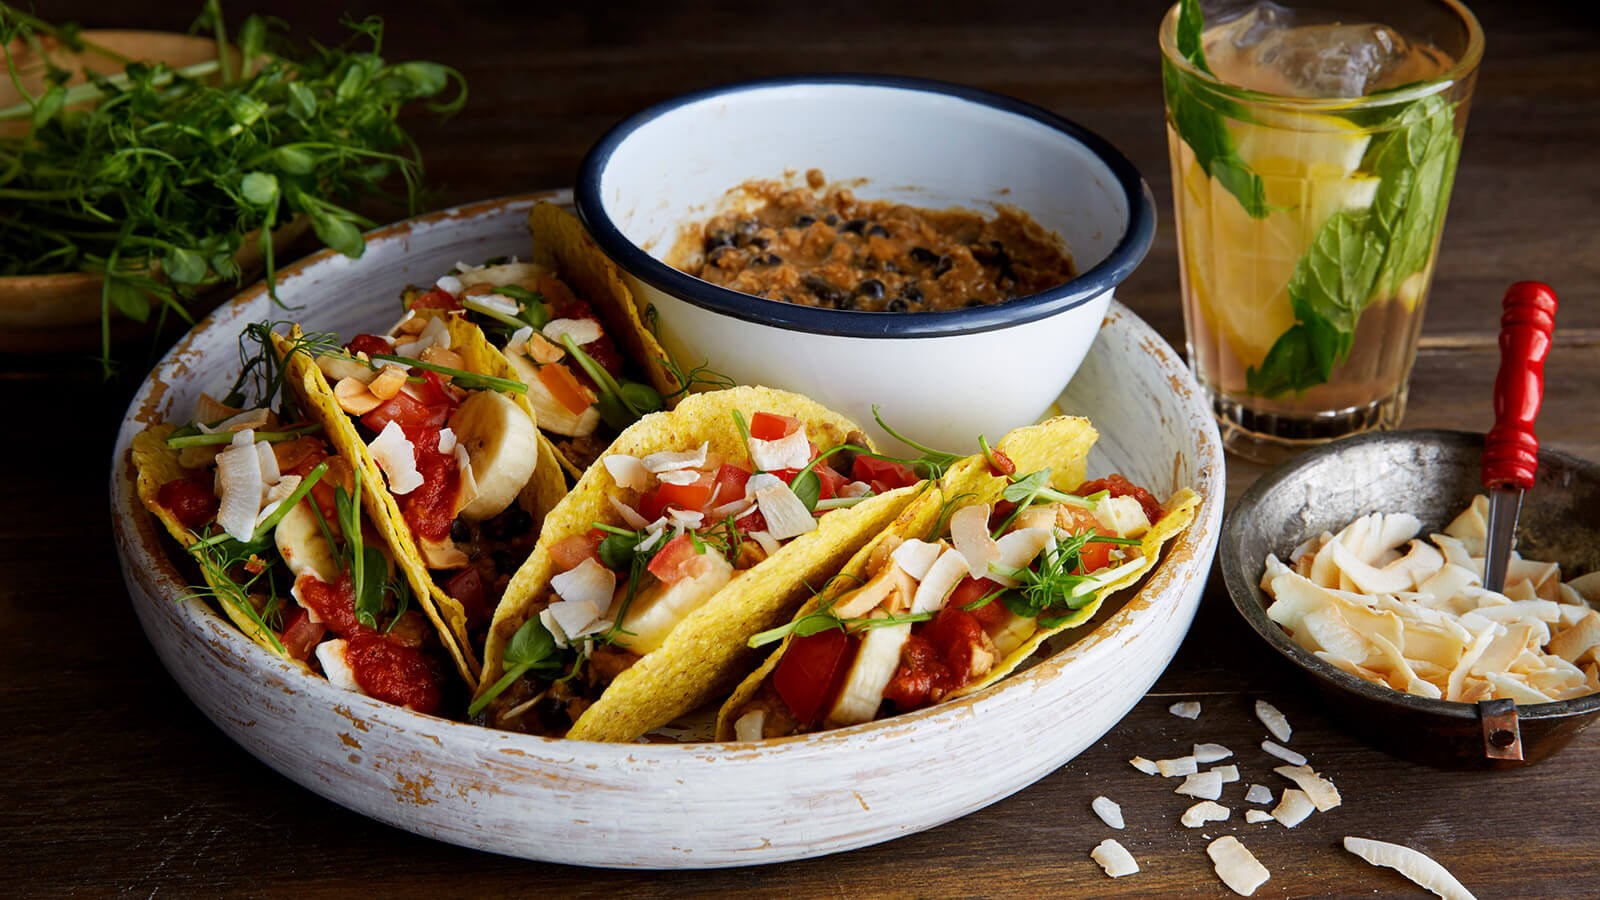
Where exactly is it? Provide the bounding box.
[825,618,911,728]
[612,552,735,655]
[988,608,1038,659]
[506,351,602,438]
[449,390,539,521]
[275,499,340,584]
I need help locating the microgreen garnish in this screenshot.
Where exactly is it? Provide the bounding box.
[871,406,964,478]
[371,353,527,394]
[466,617,565,718]
[990,468,1101,538]
[0,4,466,375]
[746,574,935,650]
[990,531,1143,624]
[330,467,384,629]
[557,333,663,429]
[461,286,549,334]
[226,322,341,418]
[184,536,289,655]
[165,424,322,449]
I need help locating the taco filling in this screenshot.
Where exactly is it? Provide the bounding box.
[473,409,926,736]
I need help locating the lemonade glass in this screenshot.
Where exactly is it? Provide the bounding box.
[1160,0,1484,462]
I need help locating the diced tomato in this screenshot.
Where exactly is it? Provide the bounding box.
[773,628,855,727]
[397,428,460,543]
[636,488,669,524]
[646,533,708,584]
[1058,505,1114,573]
[550,529,606,571]
[653,472,715,513]
[922,606,988,694]
[852,455,918,490]
[711,463,752,504]
[409,288,461,311]
[345,631,444,715]
[346,333,392,359]
[947,576,1008,628]
[749,412,802,441]
[989,499,1017,529]
[445,567,490,629]
[813,464,848,501]
[414,370,460,409]
[361,389,451,435]
[278,608,327,661]
[734,506,768,535]
[1077,473,1164,523]
[884,634,942,712]
[538,362,595,416]
[157,476,219,530]
[987,447,1017,477]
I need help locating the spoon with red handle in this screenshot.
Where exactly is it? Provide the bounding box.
[1481,281,1558,593]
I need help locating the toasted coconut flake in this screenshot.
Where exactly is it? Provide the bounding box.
[334,377,383,416]
[1245,809,1274,824]
[1207,836,1270,896]
[1193,742,1232,763]
[1261,740,1306,766]
[733,710,766,742]
[543,317,603,347]
[369,421,423,495]
[911,549,970,614]
[1157,756,1198,778]
[1169,700,1202,719]
[1343,837,1477,900]
[608,495,650,529]
[551,557,616,610]
[1091,796,1124,829]
[1090,839,1139,878]
[656,468,702,486]
[367,364,410,402]
[1273,764,1341,811]
[989,527,1053,586]
[1245,783,1274,804]
[315,639,363,693]
[214,433,267,541]
[1176,771,1224,800]
[891,538,944,581]
[754,482,817,541]
[602,454,652,491]
[1212,764,1240,783]
[747,428,812,471]
[1129,756,1160,776]
[1182,800,1230,828]
[1255,700,1292,742]
[641,442,708,474]
[198,407,271,435]
[950,503,1001,579]
[1271,788,1315,827]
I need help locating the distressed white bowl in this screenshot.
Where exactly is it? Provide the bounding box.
[576,76,1155,452]
[110,192,1222,869]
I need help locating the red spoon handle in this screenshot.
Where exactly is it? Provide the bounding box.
[1482,281,1558,491]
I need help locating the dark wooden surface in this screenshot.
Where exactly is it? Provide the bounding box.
[4,1,1597,896]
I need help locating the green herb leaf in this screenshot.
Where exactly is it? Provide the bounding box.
[163,246,209,286]
[312,213,364,258]
[1165,0,1268,218]
[353,544,387,629]
[240,171,279,208]
[372,353,527,394]
[465,617,564,718]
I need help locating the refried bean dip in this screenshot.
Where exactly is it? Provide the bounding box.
[673,170,1076,312]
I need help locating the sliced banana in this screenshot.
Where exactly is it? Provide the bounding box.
[506,351,602,438]
[825,617,911,728]
[275,499,340,584]
[612,552,735,655]
[449,390,539,521]
[988,608,1038,658]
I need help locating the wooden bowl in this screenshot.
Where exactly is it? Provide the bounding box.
[1222,429,1600,769]
[0,31,307,353]
[109,192,1225,867]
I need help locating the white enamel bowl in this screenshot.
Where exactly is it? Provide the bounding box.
[576,76,1155,452]
[111,193,1222,869]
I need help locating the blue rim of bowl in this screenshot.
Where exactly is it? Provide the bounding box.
[1221,428,1600,723]
[575,74,1156,339]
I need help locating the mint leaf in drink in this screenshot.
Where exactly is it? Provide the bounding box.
[1365,97,1459,299]
[1166,0,1269,218]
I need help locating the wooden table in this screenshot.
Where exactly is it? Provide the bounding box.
[5,1,1596,895]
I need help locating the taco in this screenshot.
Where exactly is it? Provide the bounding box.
[716,416,1200,740]
[276,314,569,687]
[401,202,690,476]
[132,325,461,713]
[469,386,933,742]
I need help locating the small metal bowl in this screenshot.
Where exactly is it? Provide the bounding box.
[1222,429,1600,769]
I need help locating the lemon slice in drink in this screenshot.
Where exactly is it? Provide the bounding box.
[1227,113,1372,177]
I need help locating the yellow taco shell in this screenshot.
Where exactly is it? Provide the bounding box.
[479,385,920,743]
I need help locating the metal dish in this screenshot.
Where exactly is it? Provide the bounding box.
[1222,429,1600,768]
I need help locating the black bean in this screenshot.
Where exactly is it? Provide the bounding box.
[855,278,885,300]
[802,274,844,305]
[748,235,770,249]
[492,550,520,575]
[909,246,938,264]
[481,505,532,540]
[965,298,986,308]
[900,284,923,303]
[933,254,954,277]
[998,265,1018,286]
[841,218,867,234]
[751,253,782,267]
[823,214,840,226]
[536,697,570,733]
[703,230,734,252]
[706,245,737,266]
[834,295,859,311]
[793,214,816,228]
[449,519,472,543]
[887,298,908,312]
[882,262,900,273]
[865,224,890,238]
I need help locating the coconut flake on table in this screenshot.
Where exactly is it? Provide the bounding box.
[1176,771,1224,800]
[1343,836,1477,900]
[1090,796,1124,829]
[1181,800,1230,828]
[1211,764,1240,783]
[1244,809,1273,824]
[1169,700,1202,719]
[369,421,423,495]
[1245,784,1274,805]
[1156,756,1198,778]
[1208,836,1270,896]
[1274,764,1341,811]
[1129,756,1160,776]
[747,428,812,472]
[1090,839,1139,878]
[642,442,708,474]
[1255,700,1292,742]
[1271,788,1316,828]
[1194,742,1232,763]
[1262,740,1307,766]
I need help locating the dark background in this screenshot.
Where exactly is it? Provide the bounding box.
[5,1,1599,896]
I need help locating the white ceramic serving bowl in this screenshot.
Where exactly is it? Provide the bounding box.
[111,194,1222,869]
[576,76,1155,452]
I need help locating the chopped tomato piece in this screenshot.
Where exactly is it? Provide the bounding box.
[734,506,768,535]
[884,634,943,712]
[536,274,581,316]
[157,476,219,530]
[653,472,715,513]
[414,370,460,409]
[1077,473,1164,524]
[813,464,848,501]
[345,333,391,359]
[445,567,490,629]
[646,533,707,584]
[749,411,802,441]
[409,288,461,311]
[922,606,988,694]
[279,607,326,661]
[987,447,1017,477]
[361,389,451,435]
[1059,505,1114,573]
[947,576,1008,628]
[636,488,668,524]
[989,499,1017,530]
[550,529,605,571]
[538,362,595,416]
[773,628,855,727]
[711,463,752,504]
[852,455,918,490]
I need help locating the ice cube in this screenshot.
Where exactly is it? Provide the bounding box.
[1202,3,1445,99]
